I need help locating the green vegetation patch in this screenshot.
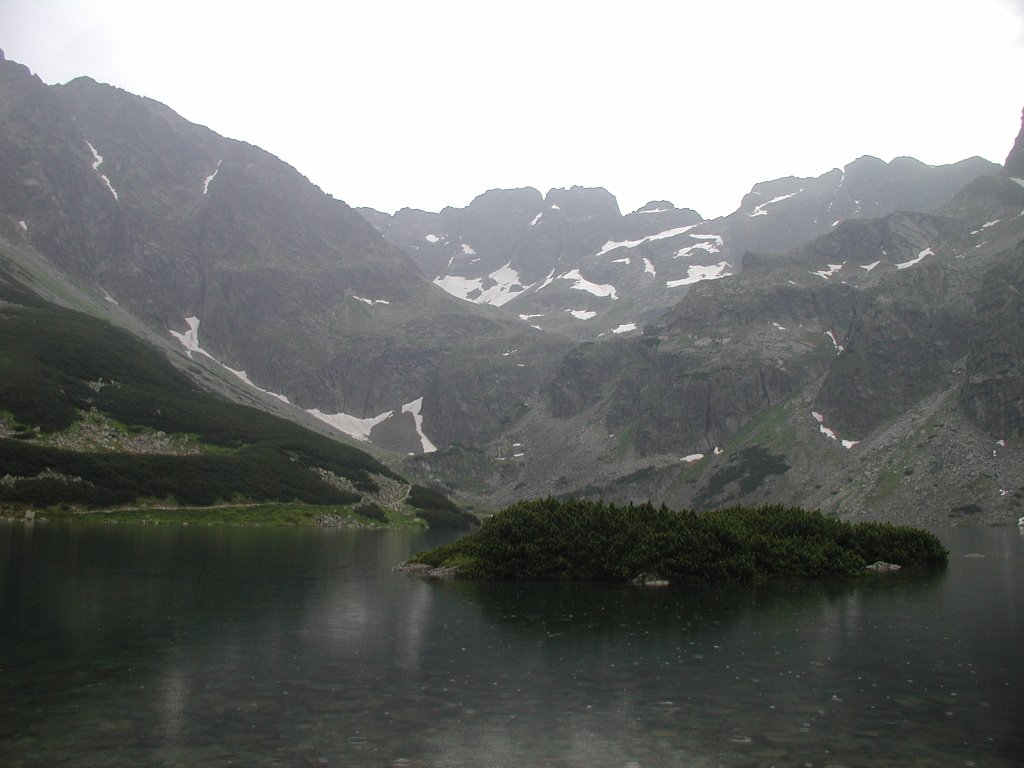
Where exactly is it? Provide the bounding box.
[3,503,404,527]
[407,484,479,529]
[694,446,790,507]
[409,498,947,582]
[0,264,431,515]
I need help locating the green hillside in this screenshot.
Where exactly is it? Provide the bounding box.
[0,263,465,524]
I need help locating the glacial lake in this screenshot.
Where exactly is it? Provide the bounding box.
[1,522,1021,768]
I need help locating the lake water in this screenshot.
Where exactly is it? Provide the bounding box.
[1,522,1021,767]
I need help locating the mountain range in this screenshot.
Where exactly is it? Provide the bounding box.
[1,48,1021,525]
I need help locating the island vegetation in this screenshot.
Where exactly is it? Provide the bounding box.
[405,498,948,582]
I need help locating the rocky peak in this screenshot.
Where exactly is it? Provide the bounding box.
[543,186,621,219]
[1005,107,1024,177]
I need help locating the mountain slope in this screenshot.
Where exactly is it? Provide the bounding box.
[0,51,571,457]
[405,170,1024,524]
[0,261,380,507]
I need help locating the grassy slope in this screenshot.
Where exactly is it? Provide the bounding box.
[0,263,407,516]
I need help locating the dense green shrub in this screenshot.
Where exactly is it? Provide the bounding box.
[413,507,478,530]
[410,499,947,582]
[405,484,477,528]
[407,485,461,512]
[0,440,362,508]
[354,502,387,522]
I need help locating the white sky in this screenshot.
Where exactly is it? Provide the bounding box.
[2,0,1023,218]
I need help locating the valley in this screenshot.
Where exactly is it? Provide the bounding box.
[1,48,1022,525]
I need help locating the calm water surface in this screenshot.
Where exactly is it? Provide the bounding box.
[1,523,1021,767]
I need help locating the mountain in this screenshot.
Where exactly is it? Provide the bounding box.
[406,169,1024,524]
[1,49,1021,526]
[361,156,998,339]
[0,50,569,458]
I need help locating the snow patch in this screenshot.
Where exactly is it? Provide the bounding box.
[308,407,393,442]
[559,269,618,299]
[530,212,543,226]
[353,296,390,305]
[747,190,801,217]
[681,453,704,463]
[666,261,732,288]
[611,322,637,334]
[811,411,857,448]
[85,141,118,200]
[203,160,222,194]
[169,316,209,359]
[18,220,27,232]
[811,263,845,280]
[643,258,656,277]
[461,243,476,255]
[425,234,441,243]
[550,203,560,210]
[536,269,557,291]
[825,330,844,353]
[860,260,881,272]
[896,247,934,270]
[567,309,597,320]
[101,288,119,306]
[402,397,437,453]
[434,262,532,307]
[675,235,722,259]
[225,366,290,404]
[596,224,699,257]
[636,206,668,214]
[518,313,544,320]
[611,257,631,265]
[1010,178,1024,188]
[169,315,291,403]
[772,322,786,331]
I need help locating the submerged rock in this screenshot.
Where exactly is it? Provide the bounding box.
[631,572,670,587]
[393,562,461,579]
[865,560,902,573]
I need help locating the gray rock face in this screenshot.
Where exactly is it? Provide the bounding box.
[361,154,998,341]
[960,241,1024,437]
[1005,108,1024,177]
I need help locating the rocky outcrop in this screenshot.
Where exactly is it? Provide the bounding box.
[865,561,902,573]
[1005,107,1024,177]
[960,241,1024,437]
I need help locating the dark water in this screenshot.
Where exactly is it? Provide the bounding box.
[1,523,1021,768]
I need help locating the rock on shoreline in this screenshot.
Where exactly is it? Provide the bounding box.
[393,562,461,579]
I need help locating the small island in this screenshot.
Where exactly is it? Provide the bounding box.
[400,499,948,583]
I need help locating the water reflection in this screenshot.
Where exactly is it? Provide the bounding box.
[1,523,1021,767]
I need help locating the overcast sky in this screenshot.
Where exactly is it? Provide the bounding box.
[2,0,1023,218]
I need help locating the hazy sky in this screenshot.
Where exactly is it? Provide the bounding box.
[2,0,1023,218]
